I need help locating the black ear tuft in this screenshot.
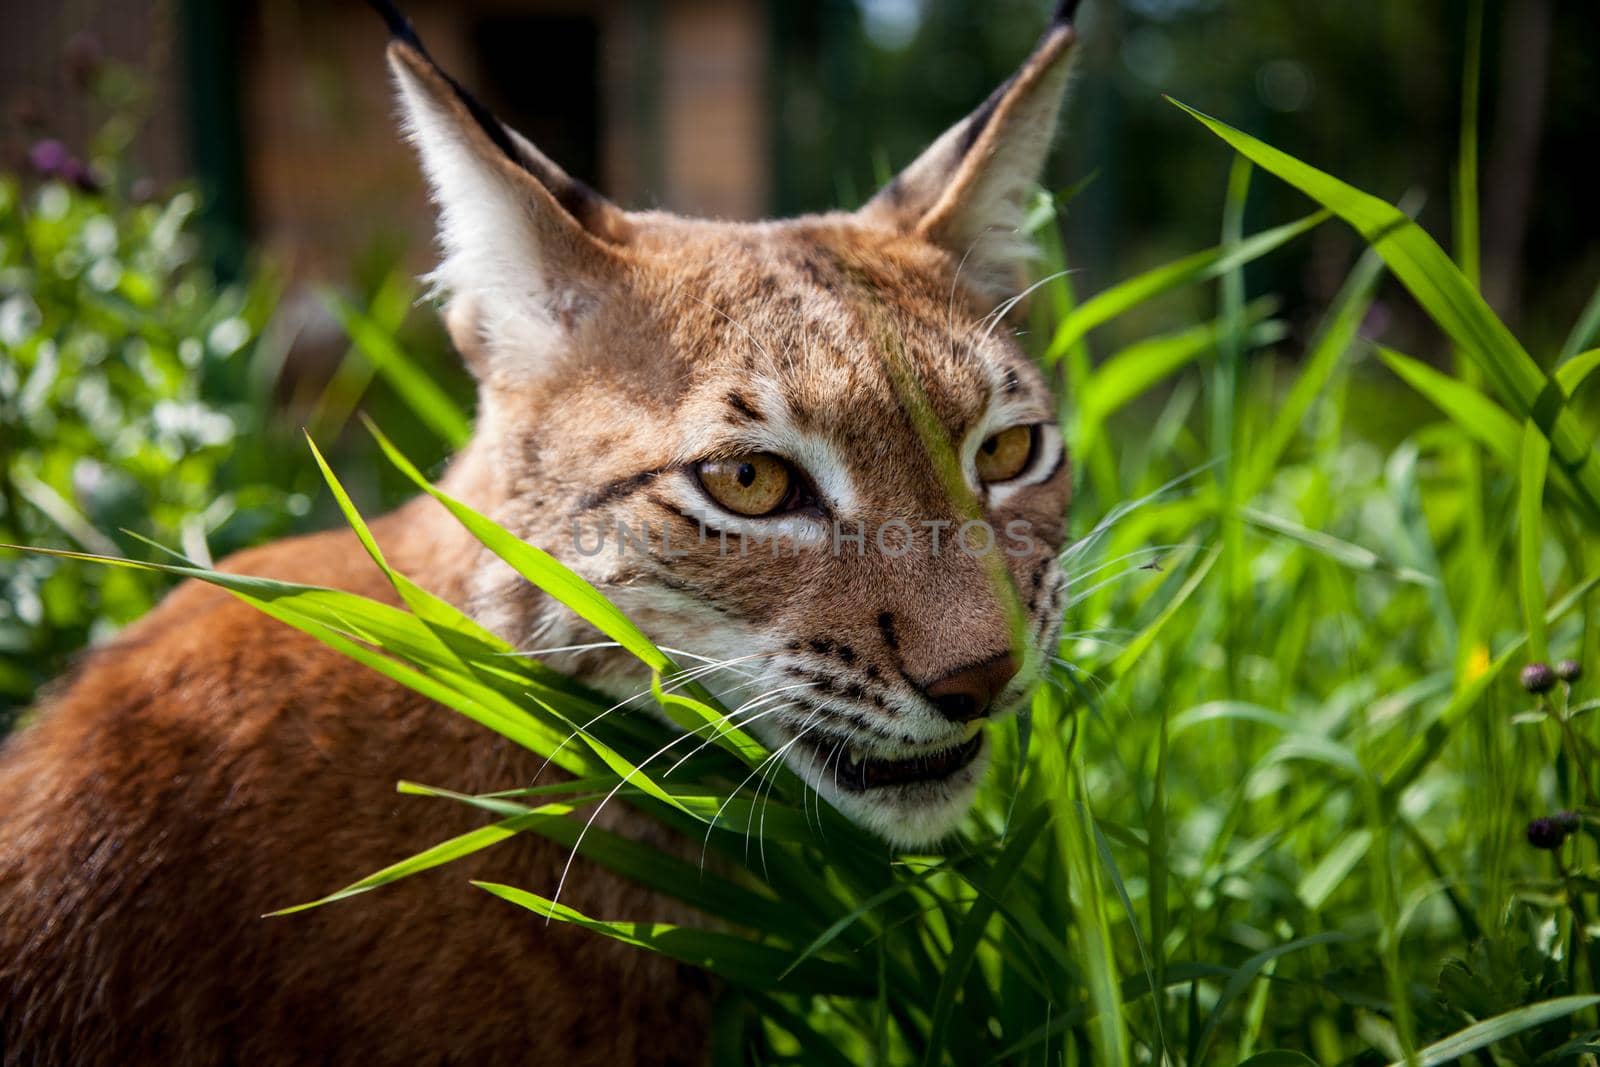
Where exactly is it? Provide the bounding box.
[377,0,631,243]
[366,0,523,171]
[1051,0,1082,26]
[366,0,426,53]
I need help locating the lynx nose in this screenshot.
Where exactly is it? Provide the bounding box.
[923,652,1019,723]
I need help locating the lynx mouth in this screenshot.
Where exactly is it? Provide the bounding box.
[798,728,985,792]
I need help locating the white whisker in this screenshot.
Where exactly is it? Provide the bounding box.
[1061,543,1196,584]
[1060,460,1222,564]
[662,683,819,777]
[496,641,621,659]
[970,269,1076,354]
[687,294,776,365]
[529,649,783,781]
[549,688,804,916]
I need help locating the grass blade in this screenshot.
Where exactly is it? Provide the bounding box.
[1043,210,1326,362]
[1555,347,1600,394]
[1517,422,1552,663]
[922,805,1050,1066]
[363,418,676,675]
[1244,246,1386,494]
[1375,346,1519,466]
[473,881,874,996]
[1169,98,1600,520]
[1391,995,1600,1067]
[1560,282,1600,363]
[265,798,588,916]
[1453,0,1483,288]
[321,288,472,447]
[1192,932,1352,1064]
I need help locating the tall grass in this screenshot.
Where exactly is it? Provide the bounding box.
[15,13,1600,1063]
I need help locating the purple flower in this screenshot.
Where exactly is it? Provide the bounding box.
[1521,662,1557,695]
[28,139,70,177]
[1556,660,1583,684]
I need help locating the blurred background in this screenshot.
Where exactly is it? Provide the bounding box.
[2,0,1598,714]
[6,1,1597,336]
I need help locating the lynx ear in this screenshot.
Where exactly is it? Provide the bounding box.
[373,1,629,369]
[858,1,1081,297]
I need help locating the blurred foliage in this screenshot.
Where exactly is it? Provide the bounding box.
[0,172,302,716]
[0,53,464,720]
[0,165,466,719]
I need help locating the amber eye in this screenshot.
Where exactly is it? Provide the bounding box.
[696,454,796,516]
[975,425,1036,483]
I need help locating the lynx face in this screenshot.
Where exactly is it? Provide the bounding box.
[383,3,1079,846]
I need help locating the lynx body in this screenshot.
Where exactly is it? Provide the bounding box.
[0,3,1080,1062]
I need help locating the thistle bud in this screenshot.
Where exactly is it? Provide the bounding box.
[1521,662,1557,695]
[1556,660,1583,684]
[1556,810,1582,834]
[1527,816,1568,850]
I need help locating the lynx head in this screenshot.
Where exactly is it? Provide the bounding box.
[380,1,1079,847]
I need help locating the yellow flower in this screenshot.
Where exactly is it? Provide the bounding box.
[1465,644,1491,682]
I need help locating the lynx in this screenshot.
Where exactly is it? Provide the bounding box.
[0,1,1080,1062]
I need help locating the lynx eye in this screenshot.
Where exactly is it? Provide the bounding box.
[696,454,797,517]
[975,425,1036,483]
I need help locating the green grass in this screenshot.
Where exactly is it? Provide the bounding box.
[12,15,1600,1064]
